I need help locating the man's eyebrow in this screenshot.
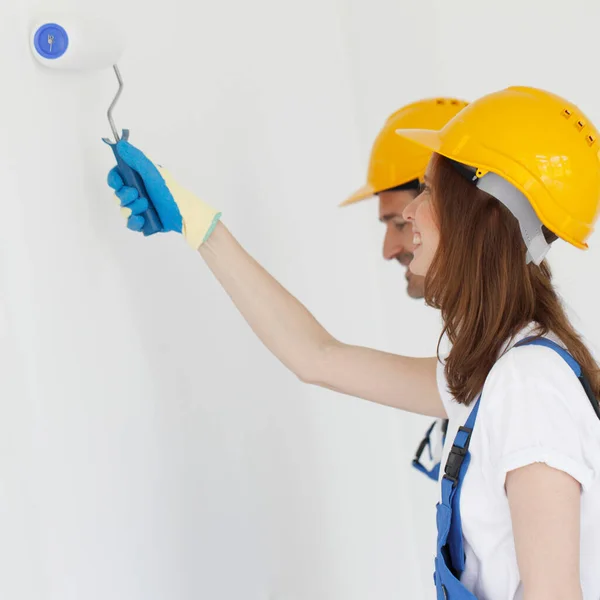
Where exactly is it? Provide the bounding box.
[380,213,406,223]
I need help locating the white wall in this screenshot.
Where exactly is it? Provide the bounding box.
[1,0,600,598]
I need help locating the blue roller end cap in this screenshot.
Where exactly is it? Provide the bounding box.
[34,23,69,59]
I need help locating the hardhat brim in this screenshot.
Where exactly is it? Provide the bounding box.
[339,183,376,206]
[394,128,443,155]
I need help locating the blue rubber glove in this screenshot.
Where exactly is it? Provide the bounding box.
[107,140,221,249]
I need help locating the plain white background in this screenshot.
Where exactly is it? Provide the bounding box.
[1,0,600,598]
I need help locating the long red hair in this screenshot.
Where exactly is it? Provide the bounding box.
[425,153,600,405]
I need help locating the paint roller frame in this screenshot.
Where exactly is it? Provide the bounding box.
[101,65,163,236]
[30,15,162,236]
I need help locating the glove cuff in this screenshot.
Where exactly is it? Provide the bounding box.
[184,211,222,249]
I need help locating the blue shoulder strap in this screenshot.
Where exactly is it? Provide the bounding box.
[412,419,449,481]
[515,336,581,375]
[515,336,600,420]
[442,335,596,578]
[441,395,481,575]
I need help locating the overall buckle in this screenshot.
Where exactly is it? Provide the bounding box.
[443,425,472,486]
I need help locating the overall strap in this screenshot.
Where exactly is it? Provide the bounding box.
[515,337,581,374]
[413,419,449,481]
[440,335,599,579]
[516,336,600,420]
[440,396,481,575]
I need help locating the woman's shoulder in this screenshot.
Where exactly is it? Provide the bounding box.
[478,333,600,491]
[482,334,593,421]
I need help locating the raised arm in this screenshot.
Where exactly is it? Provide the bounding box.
[107,141,446,418]
[201,223,444,417]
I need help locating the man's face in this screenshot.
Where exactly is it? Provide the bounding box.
[378,189,425,299]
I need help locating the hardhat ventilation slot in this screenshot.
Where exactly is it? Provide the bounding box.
[561,108,572,119]
[587,134,596,146]
[576,119,586,131]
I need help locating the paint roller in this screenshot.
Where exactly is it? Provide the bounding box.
[30,15,162,235]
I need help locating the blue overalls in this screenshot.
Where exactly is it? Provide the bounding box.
[433,337,600,599]
[413,419,449,481]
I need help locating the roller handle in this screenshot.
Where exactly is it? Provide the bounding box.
[110,144,163,236]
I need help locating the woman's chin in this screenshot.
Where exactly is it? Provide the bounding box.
[409,247,427,277]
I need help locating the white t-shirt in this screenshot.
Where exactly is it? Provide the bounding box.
[436,325,600,600]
